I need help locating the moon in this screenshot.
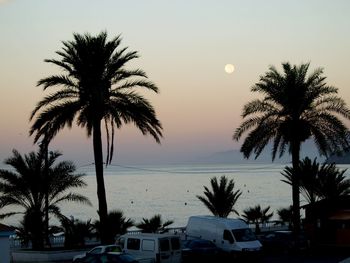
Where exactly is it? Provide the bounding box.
[225,64,235,74]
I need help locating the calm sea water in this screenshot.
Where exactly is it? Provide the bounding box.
[2,163,350,228]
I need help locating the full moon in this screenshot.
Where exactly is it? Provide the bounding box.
[225,64,235,74]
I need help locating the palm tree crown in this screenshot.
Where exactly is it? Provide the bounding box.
[29,31,162,243]
[197,175,242,218]
[242,205,273,234]
[30,31,162,162]
[136,214,173,233]
[234,62,350,160]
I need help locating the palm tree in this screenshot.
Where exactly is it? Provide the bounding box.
[94,210,134,243]
[276,206,293,229]
[316,162,350,201]
[197,175,242,218]
[242,205,273,234]
[29,32,162,243]
[0,149,91,249]
[282,158,350,203]
[136,214,173,233]
[233,62,350,233]
[282,157,320,205]
[60,217,94,248]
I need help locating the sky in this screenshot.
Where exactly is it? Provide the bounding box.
[0,0,350,165]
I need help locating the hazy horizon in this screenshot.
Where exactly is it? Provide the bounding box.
[1,0,350,166]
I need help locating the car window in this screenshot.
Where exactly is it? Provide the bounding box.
[117,237,125,249]
[127,238,141,250]
[105,245,121,253]
[142,239,155,251]
[223,230,234,243]
[171,237,181,250]
[160,239,170,251]
[232,228,257,242]
[89,247,102,254]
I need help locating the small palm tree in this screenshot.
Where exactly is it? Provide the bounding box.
[317,163,350,201]
[0,149,91,249]
[94,210,134,243]
[197,175,242,218]
[276,206,293,229]
[282,157,320,205]
[242,205,273,234]
[234,62,350,233]
[282,158,350,203]
[136,214,173,233]
[60,216,94,248]
[29,31,162,243]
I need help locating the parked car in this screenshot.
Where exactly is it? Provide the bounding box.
[73,245,122,262]
[74,252,141,263]
[182,239,219,263]
[259,230,309,253]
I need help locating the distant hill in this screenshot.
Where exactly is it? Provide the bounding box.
[193,146,325,165]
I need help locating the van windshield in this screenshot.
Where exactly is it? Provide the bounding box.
[231,228,256,242]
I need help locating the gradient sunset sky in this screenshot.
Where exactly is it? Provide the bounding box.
[1,0,350,165]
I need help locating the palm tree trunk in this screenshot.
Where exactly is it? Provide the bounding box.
[291,140,301,236]
[92,119,108,244]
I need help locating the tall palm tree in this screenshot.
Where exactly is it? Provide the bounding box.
[29,32,162,243]
[242,205,273,234]
[197,175,242,218]
[233,62,350,233]
[0,149,91,249]
[136,214,173,233]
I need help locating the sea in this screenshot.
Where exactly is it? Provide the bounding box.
[2,163,350,228]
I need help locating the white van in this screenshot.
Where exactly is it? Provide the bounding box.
[186,216,262,254]
[116,233,182,263]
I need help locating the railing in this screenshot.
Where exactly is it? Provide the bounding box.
[10,221,288,250]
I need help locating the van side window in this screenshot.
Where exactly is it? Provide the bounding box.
[127,238,141,250]
[142,239,155,251]
[170,237,180,250]
[159,239,170,251]
[223,230,234,244]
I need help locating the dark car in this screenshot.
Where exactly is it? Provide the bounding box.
[182,239,219,263]
[77,252,139,263]
[259,230,309,254]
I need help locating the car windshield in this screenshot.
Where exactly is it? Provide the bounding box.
[232,228,257,242]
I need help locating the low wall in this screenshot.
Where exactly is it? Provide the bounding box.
[12,249,88,263]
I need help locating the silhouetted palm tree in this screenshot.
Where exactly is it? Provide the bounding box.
[29,32,162,243]
[316,163,350,201]
[94,210,134,243]
[276,206,293,229]
[197,175,242,218]
[233,62,350,233]
[282,158,350,203]
[136,214,173,233]
[242,205,273,234]
[0,149,90,249]
[60,216,94,248]
[282,157,320,205]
